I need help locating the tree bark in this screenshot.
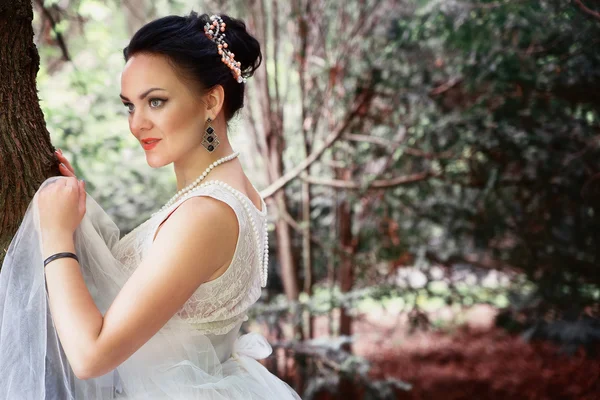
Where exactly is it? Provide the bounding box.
[336,168,355,345]
[121,0,151,36]
[336,167,356,398]
[0,0,58,265]
[293,0,315,340]
[244,0,300,303]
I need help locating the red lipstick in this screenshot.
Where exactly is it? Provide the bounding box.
[141,138,161,151]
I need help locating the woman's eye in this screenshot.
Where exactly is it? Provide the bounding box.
[149,98,166,108]
[123,103,134,114]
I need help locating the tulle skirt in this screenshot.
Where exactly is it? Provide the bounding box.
[0,177,301,399]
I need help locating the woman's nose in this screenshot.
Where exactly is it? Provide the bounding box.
[130,110,152,134]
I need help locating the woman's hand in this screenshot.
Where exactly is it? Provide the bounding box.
[55,149,77,178]
[38,177,87,242]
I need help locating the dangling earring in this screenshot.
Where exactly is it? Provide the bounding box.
[202,118,220,153]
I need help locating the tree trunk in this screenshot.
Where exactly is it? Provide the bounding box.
[294,0,315,340]
[336,168,356,398]
[0,0,58,265]
[244,0,300,304]
[301,177,314,338]
[121,0,151,36]
[337,168,354,345]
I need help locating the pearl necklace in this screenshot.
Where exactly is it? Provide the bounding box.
[152,152,240,217]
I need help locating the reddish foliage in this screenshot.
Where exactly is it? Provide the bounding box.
[365,326,600,400]
[260,306,600,399]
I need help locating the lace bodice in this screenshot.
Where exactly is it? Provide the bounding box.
[111,180,267,335]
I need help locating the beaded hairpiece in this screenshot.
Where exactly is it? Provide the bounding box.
[203,15,247,83]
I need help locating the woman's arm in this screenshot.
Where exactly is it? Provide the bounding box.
[43,232,104,378]
[43,194,239,380]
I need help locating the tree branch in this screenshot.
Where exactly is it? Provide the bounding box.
[430,77,463,96]
[343,134,456,160]
[343,133,399,148]
[260,90,373,199]
[33,0,70,61]
[574,0,600,21]
[275,205,354,258]
[300,171,433,190]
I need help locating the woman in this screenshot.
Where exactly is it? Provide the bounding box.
[0,12,301,400]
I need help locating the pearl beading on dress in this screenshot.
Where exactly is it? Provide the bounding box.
[152,152,240,217]
[211,181,269,288]
[158,179,269,288]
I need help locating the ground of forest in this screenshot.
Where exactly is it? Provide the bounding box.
[353,305,600,400]
[258,304,600,399]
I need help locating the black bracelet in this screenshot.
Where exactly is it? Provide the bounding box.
[44,252,79,268]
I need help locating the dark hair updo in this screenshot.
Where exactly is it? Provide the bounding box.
[123,12,262,121]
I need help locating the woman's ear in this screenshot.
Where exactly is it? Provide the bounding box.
[203,85,225,120]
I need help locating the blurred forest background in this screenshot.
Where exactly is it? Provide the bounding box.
[1,0,600,399]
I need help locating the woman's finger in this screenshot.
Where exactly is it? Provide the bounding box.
[57,153,75,174]
[55,150,76,174]
[78,180,87,216]
[59,163,76,178]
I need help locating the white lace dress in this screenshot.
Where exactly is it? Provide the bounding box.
[0,176,302,399]
[106,180,302,399]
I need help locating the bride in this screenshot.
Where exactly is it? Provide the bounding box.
[0,12,301,400]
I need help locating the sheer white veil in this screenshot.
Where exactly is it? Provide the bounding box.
[0,177,121,398]
[0,177,298,400]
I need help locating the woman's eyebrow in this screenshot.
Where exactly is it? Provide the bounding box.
[119,87,167,101]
